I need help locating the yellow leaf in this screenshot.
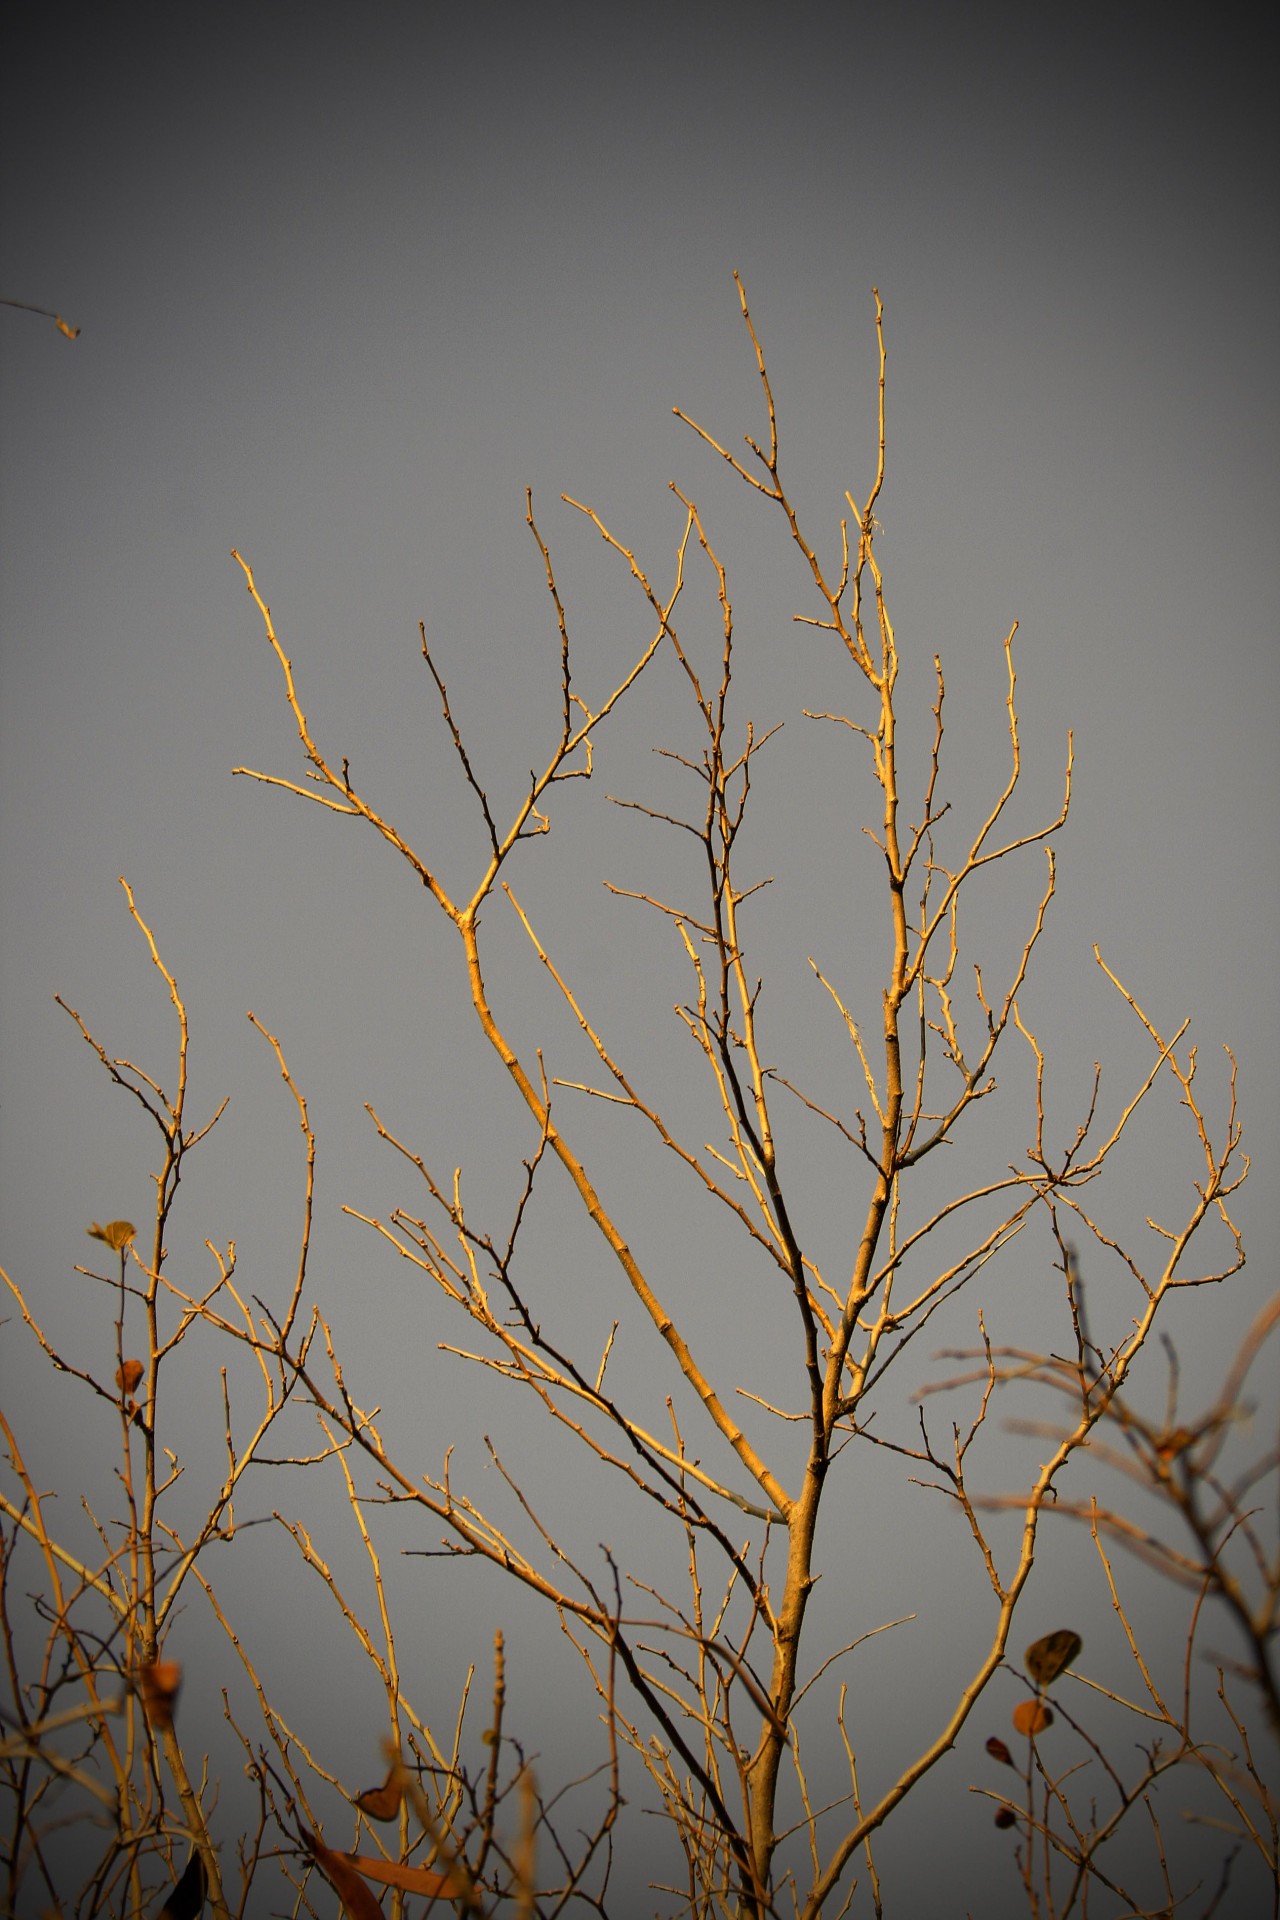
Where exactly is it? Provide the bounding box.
[88,1219,136,1251]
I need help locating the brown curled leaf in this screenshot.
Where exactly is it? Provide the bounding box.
[994,1805,1018,1829]
[138,1661,182,1730]
[1025,1628,1082,1686]
[117,1357,145,1396]
[158,1848,207,1919]
[985,1735,1014,1767]
[1012,1699,1054,1736]
[355,1757,405,1822]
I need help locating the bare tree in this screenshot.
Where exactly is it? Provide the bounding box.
[2,282,1266,1917]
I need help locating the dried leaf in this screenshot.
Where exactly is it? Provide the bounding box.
[55,315,80,340]
[1011,1699,1053,1736]
[339,1853,465,1897]
[355,1757,404,1822]
[301,1828,385,1920]
[138,1661,182,1730]
[117,1357,145,1395]
[158,1849,207,1919]
[88,1219,136,1251]
[985,1735,1014,1767]
[994,1805,1018,1829]
[1025,1628,1082,1686]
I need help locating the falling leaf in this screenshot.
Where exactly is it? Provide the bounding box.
[117,1357,145,1395]
[994,1806,1018,1829]
[301,1828,385,1920]
[1011,1699,1053,1736]
[1025,1628,1081,1687]
[985,1736,1014,1767]
[158,1849,207,1919]
[88,1219,136,1251]
[355,1756,405,1822]
[55,316,80,340]
[138,1660,182,1730]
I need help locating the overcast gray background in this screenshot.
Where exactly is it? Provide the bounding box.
[2,5,1276,1914]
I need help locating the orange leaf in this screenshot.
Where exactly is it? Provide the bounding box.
[340,1852,466,1898]
[1011,1699,1053,1736]
[138,1661,182,1730]
[302,1828,384,1920]
[1024,1628,1081,1686]
[117,1358,145,1395]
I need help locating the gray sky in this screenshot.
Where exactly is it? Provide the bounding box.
[2,5,1276,1914]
